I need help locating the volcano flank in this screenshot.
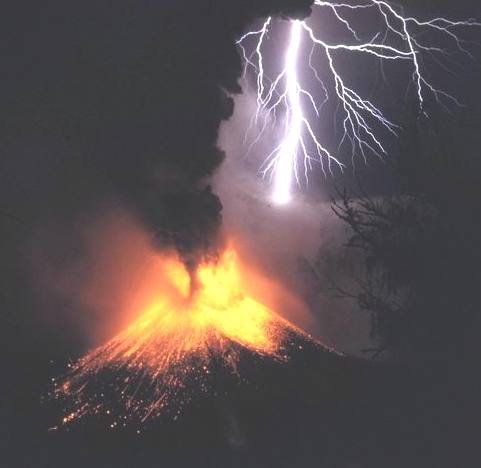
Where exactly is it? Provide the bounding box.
[52,245,337,428]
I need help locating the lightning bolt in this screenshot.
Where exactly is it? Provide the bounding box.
[272,20,303,204]
[237,1,480,204]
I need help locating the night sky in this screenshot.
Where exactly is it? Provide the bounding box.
[1,1,481,467]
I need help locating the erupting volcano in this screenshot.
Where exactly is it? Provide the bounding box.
[52,244,317,428]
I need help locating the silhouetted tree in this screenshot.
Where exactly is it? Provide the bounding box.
[332,112,481,361]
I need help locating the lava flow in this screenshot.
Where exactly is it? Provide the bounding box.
[52,245,312,428]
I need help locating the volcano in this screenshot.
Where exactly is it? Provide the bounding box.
[52,245,337,428]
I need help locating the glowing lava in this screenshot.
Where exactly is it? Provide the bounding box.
[53,246,309,427]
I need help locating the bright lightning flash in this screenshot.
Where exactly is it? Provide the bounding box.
[237,1,480,204]
[273,20,303,204]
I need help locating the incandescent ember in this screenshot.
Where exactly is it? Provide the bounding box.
[52,245,316,428]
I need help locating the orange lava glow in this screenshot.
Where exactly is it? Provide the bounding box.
[53,244,310,426]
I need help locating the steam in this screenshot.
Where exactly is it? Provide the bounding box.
[214,90,372,356]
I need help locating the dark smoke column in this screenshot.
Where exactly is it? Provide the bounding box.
[141,0,314,266]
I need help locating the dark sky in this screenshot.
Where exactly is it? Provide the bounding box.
[1,1,480,467]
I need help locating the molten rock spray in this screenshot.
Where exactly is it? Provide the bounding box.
[52,245,316,428]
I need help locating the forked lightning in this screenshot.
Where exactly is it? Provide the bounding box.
[237,1,480,204]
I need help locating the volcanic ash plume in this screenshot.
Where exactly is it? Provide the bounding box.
[52,244,314,428]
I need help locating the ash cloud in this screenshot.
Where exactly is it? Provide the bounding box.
[1,1,313,261]
[0,1,314,350]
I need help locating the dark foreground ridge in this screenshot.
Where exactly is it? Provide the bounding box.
[31,334,478,468]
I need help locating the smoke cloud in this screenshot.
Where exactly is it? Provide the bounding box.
[214,89,372,355]
[0,1,317,350]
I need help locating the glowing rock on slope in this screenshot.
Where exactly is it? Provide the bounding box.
[53,246,310,426]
